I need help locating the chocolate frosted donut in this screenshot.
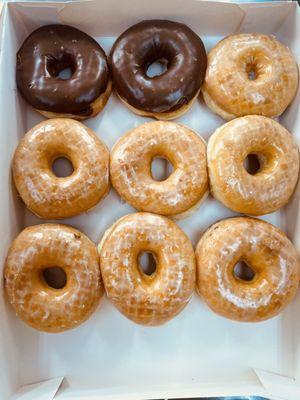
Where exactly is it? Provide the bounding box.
[16,25,111,120]
[110,20,207,119]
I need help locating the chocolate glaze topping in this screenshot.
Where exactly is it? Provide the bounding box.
[110,20,207,114]
[16,25,109,116]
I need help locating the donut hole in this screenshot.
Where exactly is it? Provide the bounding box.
[151,157,173,182]
[52,157,74,178]
[246,61,259,80]
[233,261,256,282]
[46,53,76,80]
[42,267,67,289]
[58,67,73,80]
[243,153,262,175]
[138,251,157,276]
[146,58,169,78]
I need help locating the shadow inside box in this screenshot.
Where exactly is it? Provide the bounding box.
[167,397,270,400]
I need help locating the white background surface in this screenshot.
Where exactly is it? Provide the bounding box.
[0,1,299,399]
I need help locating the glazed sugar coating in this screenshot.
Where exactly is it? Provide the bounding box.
[203,33,298,120]
[196,217,300,322]
[110,121,208,217]
[99,213,196,325]
[207,115,299,215]
[4,224,103,332]
[12,118,109,219]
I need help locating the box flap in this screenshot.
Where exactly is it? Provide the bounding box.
[254,369,300,400]
[11,0,245,36]
[13,377,64,400]
[10,1,295,38]
[238,2,296,34]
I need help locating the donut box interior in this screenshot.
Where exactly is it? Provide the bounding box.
[1,1,300,399]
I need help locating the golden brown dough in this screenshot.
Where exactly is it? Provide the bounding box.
[4,224,103,332]
[99,213,196,325]
[207,116,299,215]
[196,217,300,322]
[12,118,110,219]
[110,121,208,218]
[203,34,298,120]
[38,81,112,120]
[117,90,199,120]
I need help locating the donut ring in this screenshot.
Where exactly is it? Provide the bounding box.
[99,213,196,325]
[207,116,299,215]
[16,25,111,120]
[203,33,298,120]
[196,217,300,322]
[12,118,110,219]
[4,224,103,332]
[110,20,207,119]
[110,121,208,217]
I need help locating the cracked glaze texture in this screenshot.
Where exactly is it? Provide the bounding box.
[207,116,299,216]
[99,213,196,326]
[203,33,298,120]
[4,224,103,332]
[196,217,300,322]
[12,118,110,219]
[110,121,208,216]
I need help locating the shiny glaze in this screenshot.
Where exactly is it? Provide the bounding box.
[16,25,110,116]
[110,121,208,217]
[12,119,110,219]
[4,224,103,332]
[196,217,300,322]
[203,33,298,120]
[207,116,299,216]
[110,20,207,114]
[99,213,196,325]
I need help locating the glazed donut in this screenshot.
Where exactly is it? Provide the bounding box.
[203,33,298,120]
[110,20,207,119]
[99,213,195,325]
[110,121,208,217]
[4,224,103,332]
[196,217,300,322]
[12,118,109,219]
[16,25,111,120]
[207,116,299,215]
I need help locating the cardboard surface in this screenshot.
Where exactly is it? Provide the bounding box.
[255,369,300,400]
[0,1,299,399]
[13,377,64,400]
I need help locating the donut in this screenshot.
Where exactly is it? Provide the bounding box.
[4,224,103,332]
[99,213,195,325]
[16,25,111,120]
[207,115,299,215]
[196,217,300,322]
[203,33,298,120]
[110,121,208,217]
[12,118,109,219]
[110,20,207,119]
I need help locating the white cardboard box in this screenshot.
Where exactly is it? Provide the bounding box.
[0,1,300,399]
